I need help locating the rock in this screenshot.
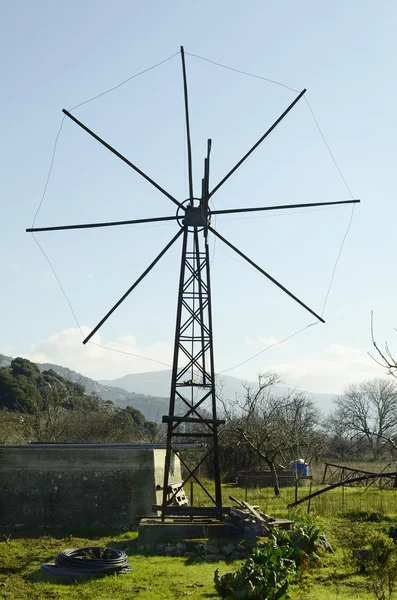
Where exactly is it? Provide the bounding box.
[176,543,187,552]
[206,554,226,562]
[204,544,219,554]
[184,551,196,558]
[221,543,236,557]
[368,512,381,522]
[229,552,243,561]
[155,543,166,553]
[353,548,373,573]
[195,543,205,552]
[164,544,176,555]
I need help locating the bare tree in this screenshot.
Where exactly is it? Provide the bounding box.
[219,373,322,496]
[323,411,367,459]
[333,378,397,459]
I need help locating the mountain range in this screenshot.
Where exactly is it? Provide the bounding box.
[100,370,336,413]
[0,353,336,421]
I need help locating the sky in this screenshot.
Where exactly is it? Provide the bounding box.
[1,1,396,396]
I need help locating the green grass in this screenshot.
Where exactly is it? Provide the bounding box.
[0,529,222,600]
[2,479,397,599]
[0,520,390,600]
[193,479,397,519]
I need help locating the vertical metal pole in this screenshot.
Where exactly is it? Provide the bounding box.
[205,240,222,515]
[161,227,189,520]
[180,46,194,203]
[203,136,222,515]
[307,482,312,514]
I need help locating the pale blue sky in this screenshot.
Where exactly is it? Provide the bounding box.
[1,1,396,397]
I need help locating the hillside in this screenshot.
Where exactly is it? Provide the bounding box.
[100,370,337,413]
[1,353,337,418]
[0,354,171,422]
[0,353,12,368]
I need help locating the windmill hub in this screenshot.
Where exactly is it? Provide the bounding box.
[176,198,211,230]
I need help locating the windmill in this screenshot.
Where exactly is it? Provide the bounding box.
[27,47,359,521]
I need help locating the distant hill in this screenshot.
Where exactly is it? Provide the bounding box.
[1,353,336,417]
[100,370,337,413]
[36,363,172,422]
[0,353,12,368]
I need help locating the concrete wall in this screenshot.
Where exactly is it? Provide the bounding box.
[0,444,181,530]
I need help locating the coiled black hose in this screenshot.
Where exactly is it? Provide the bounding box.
[41,547,132,582]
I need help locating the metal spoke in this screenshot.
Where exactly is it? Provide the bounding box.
[209,225,325,323]
[62,109,185,211]
[211,199,360,217]
[83,228,184,344]
[27,215,179,233]
[180,46,194,203]
[209,89,306,198]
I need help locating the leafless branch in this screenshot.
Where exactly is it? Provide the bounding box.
[370,310,397,378]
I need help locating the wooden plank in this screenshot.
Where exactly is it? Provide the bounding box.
[229,495,245,508]
[259,511,275,522]
[240,500,267,523]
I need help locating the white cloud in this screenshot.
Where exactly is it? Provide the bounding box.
[8,262,21,271]
[258,344,382,394]
[27,326,173,381]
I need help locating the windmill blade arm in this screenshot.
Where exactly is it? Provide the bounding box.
[180,46,194,203]
[62,109,184,211]
[83,227,184,344]
[209,89,306,198]
[208,225,325,323]
[211,199,360,217]
[26,215,179,233]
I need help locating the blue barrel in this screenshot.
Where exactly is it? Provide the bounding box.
[296,461,309,477]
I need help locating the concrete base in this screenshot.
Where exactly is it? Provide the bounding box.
[138,517,234,548]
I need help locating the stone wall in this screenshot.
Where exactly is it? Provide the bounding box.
[0,444,181,530]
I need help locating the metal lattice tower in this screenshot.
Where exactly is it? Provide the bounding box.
[27,47,359,520]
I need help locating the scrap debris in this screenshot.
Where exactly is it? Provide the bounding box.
[227,496,293,537]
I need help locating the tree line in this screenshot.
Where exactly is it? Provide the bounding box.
[214,373,397,496]
[2,357,397,495]
[0,357,158,444]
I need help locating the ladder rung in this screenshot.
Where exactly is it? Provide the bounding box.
[163,416,225,425]
[170,432,214,438]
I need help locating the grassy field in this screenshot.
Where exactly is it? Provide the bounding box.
[1,476,397,600]
[193,473,397,519]
[0,516,392,600]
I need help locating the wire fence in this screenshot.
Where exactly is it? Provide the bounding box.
[191,480,397,518]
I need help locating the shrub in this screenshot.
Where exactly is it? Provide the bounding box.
[366,532,397,600]
[214,538,295,600]
[274,523,324,567]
